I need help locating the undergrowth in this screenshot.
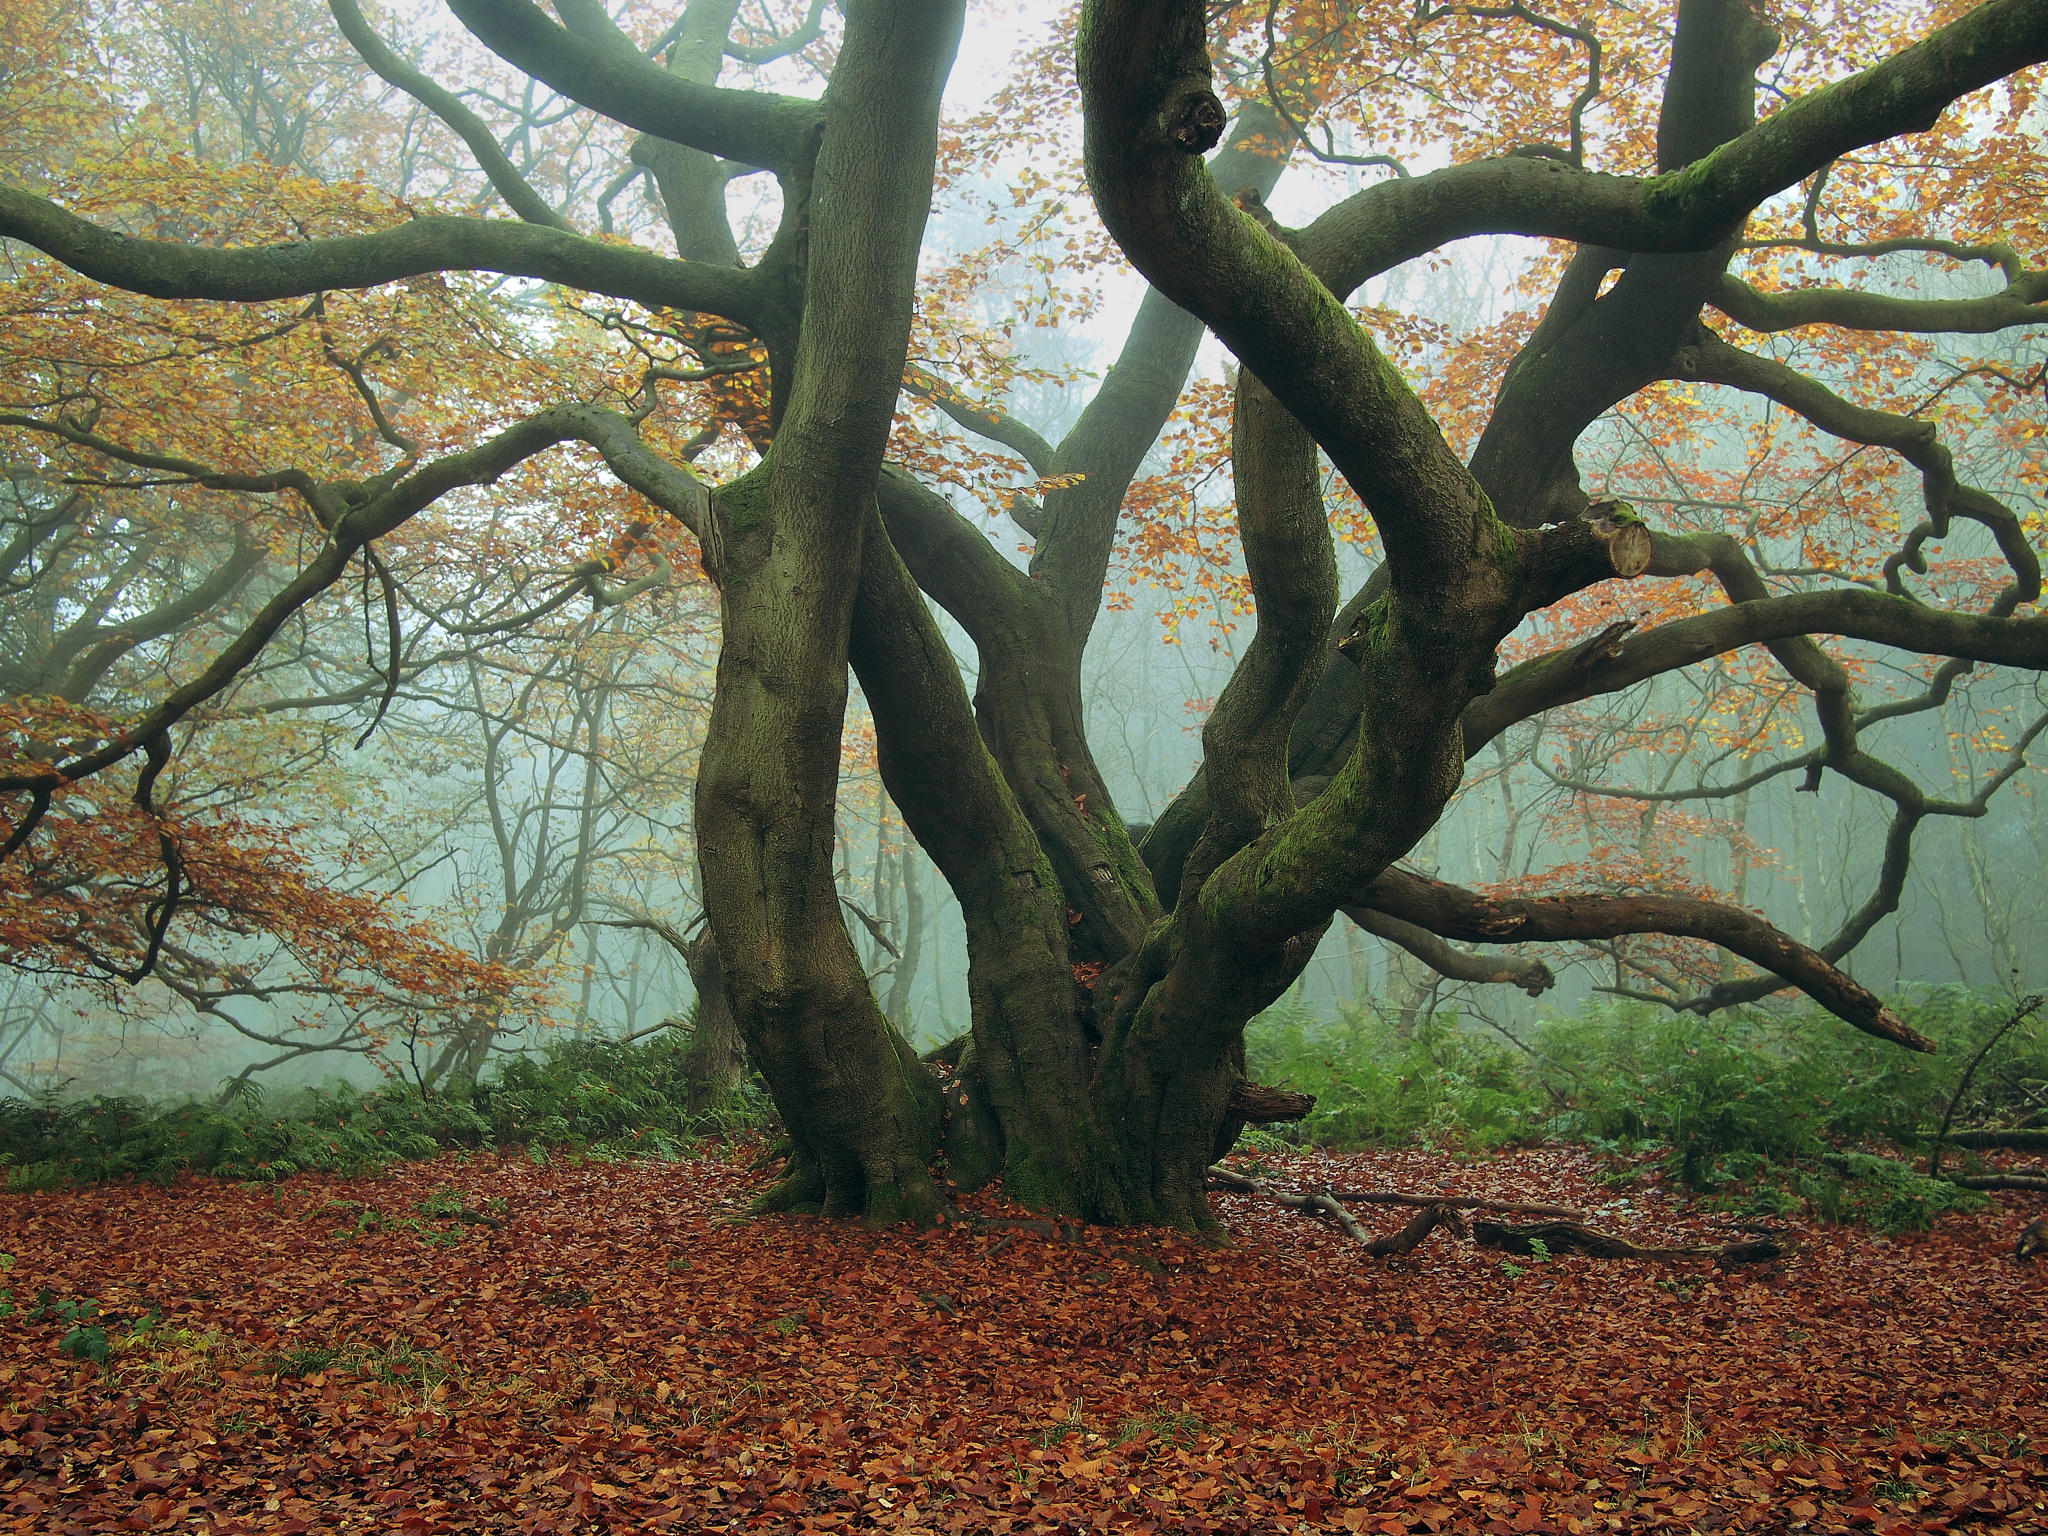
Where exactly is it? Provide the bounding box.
[1246,986,2045,1231]
[0,1030,769,1191]
[9,987,2038,1234]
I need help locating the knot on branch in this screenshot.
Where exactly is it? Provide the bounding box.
[1162,84,1225,154]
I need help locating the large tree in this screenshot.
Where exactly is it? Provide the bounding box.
[4,0,2047,1226]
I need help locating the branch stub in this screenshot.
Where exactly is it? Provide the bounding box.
[1163,85,1226,154]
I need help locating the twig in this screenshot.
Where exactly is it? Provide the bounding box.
[1928,992,2045,1178]
[1209,1167,1372,1242]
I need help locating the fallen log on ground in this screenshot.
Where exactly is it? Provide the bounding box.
[1927,993,2045,1179]
[1208,1167,1372,1242]
[1941,1171,2048,1191]
[1226,1082,1317,1123]
[1322,1187,1585,1220]
[1934,1129,2048,1150]
[1472,1219,1786,1268]
[1361,1202,1468,1257]
[1210,1167,1786,1265]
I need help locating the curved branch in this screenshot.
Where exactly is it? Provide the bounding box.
[1029,98,1296,648]
[1184,370,1335,879]
[1465,586,2048,756]
[1673,330,2042,604]
[0,187,758,326]
[1712,268,2048,335]
[0,405,665,797]
[1259,2,1407,175]
[1342,905,1556,995]
[1751,230,2027,281]
[1634,0,2048,235]
[1079,2,1498,601]
[901,364,1056,476]
[444,0,819,174]
[1284,0,2048,300]
[1359,868,1933,1050]
[327,0,571,231]
[725,0,829,65]
[1412,3,1603,165]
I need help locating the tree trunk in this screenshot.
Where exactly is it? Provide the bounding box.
[678,929,746,1120]
[692,0,964,1225]
[881,841,924,1031]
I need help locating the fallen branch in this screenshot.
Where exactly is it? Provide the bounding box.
[1226,1082,1316,1123]
[1932,1129,2048,1150]
[1472,1219,1785,1269]
[1928,992,2045,1178]
[1322,1187,1585,1220]
[1210,1168,1783,1265]
[1942,1171,2048,1192]
[1361,1203,1467,1257]
[1208,1167,1371,1242]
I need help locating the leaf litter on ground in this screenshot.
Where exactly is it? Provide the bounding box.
[0,1142,2042,1534]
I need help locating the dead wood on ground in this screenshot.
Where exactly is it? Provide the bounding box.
[1472,1219,1786,1269]
[1211,1167,1784,1266]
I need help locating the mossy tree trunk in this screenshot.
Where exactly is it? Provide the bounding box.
[690,0,965,1224]
[677,929,746,1121]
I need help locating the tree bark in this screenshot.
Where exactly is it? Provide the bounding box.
[678,929,746,1121]
[693,0,964,1224]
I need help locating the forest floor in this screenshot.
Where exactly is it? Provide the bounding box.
[0,1143,2041,1534]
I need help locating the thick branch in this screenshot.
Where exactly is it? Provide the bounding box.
[0,188,759,325]
[1188,369,1335,877]
[1078,0,1498,599]
[444,0,819,174]
[328,0,570,231]
[1281,0,2048,300]
[1465,587,2048,756]
[1342,906,1555,995]
[1360,867,1935,1050]
[1029,99,1295,648]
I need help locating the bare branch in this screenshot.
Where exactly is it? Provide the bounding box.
[326,0,572,231]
